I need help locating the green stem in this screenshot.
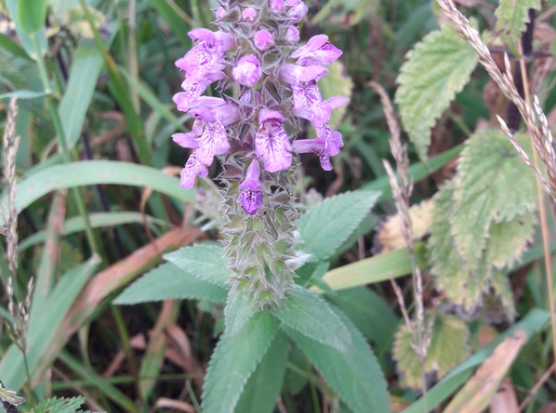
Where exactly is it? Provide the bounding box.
[32,34,101,257]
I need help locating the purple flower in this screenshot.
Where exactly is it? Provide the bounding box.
[254,30,274,50]
[232,55,262,87]
[242,7,257,21]
[180,152,209,189]
[215,6,226,20]
[288,2,308,23]
[292,138,333,171]
[172,71,226,113]
[255,110,292,172]
[285,26,300,42]
[316,123,343,156]
[291,35,343,66]
[270,0,285,12]
[175,29,236,82]
[238,160,264,215]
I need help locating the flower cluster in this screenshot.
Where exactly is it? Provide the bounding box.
[172,0,348,306]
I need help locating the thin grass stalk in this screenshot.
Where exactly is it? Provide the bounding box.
[31,34,101,257]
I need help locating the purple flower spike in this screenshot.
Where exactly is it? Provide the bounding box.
[288,2,308,23]
[292,34,343,66]
[292,139,333,171]
[270,0,285,12]
[285,26,300,42]
[180,152,209,189]
[254,30,274,50]
[242,7,257,21]
[238,160,264,215]
[255,109,292,172]
[173,72,226,113]
[232,55,262,87]
[316,123,344,156]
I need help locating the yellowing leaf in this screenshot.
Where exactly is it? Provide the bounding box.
[395,24,478,160]
[450,130,537,271]
[393,313,470,389]
[375,198,433,253]
[318,60,353,129]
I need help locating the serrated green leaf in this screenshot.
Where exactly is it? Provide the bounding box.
[393,314,470,389]
[163,243,230,286]
[31,396,86,413]
[224,289,256,337]
[486,211,536,269]
[272,287,352,352]
[395,24,478,160]
[318,60,353,129]
[202,311,279,413]
[495,0,541,44]
[489,269,515,320]
[296,191,381,261]
[325,287,399,352]
[284,306,390,413]
[17,0,47,34]
[235,331,289,413]
[114,263,227,305]
[450,130,537,270]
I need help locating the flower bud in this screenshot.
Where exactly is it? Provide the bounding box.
[285,26,300,42]
[232,55,262,87]
[254,30,274,50]
[242,7,257,21]
[270,0,285,12]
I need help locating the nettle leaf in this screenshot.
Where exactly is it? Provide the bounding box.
[318,60,353,129]
[163,243,230,286]
[114,263,228,305]
[489,269,515,320]
[272,287,352,352]
[32,397,89,413]
[202,311,279,413]
[393,313,470,389]
[485,211,536,269]
[395,24,478,160]
[450,130,537,270]
[284,306,390,413]
[224,289,256,337]
[235,331,289,413]
[296,191,380,261]
[495,0,541,44]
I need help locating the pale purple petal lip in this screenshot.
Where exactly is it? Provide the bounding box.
[238,160,263,215]
[291,35,329,58]
[259,109,285,124]
[325,96,349,109]
[180,152,208,189]
[278,64,328,84]
[292,138,333,171]
[187,28,216,43]
[240,160,263,190]
[172,132,200,148]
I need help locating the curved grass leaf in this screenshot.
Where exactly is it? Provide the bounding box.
[284,305,390,413]
[17,0,47,34]
[0,161,194,226]
[163,243,230,286]
[114,263,228,305]
[273,287,352,352]
[235,331,289,413]
[5,0,47,58]
[450,130,537,270]
[393,313,470,389]
[395,24,478,160]
[296,190,380,261]
[202,311,279,413]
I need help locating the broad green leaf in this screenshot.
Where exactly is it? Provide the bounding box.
[297,191,381,261]
[235,331,289,413]
[403,308,549,413]
[17,0,47,34]
[325,287,399,352]
[318,60,353,129]
[495,0,541,44]
[0,33,32,60]
[224,289,256,337]
[18,211,169,251]
[5,0,48,58]
[163,243,230,286]
[393,313,470,389]
[395,24,478,160]
[450,130,537,270]
[114,263,228,305]
[32,397,87,413]
[284,305,390,413]
[319,243,427,291]
[272,287,352,352]
[202,311,279,413]
[0,256,100,390]
[0,161,195,226]
[0,90,49,100]
[485,211,536,269]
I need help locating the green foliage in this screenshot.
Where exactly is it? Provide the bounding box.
[234,331,289,413]
[495,0,541,45]
[284,305,390,413]
[395,24,478,160]
[224,289,255,337]
[17,0,47,34]
[202,311,279,413]
[163,243,230,286]
[272,286,352,352]
[318,60,353,129]
[296,190,380,262]
[450,130,537,270]
[114,263,228,305]
[29,397,91,413]
[393,314,470,389]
